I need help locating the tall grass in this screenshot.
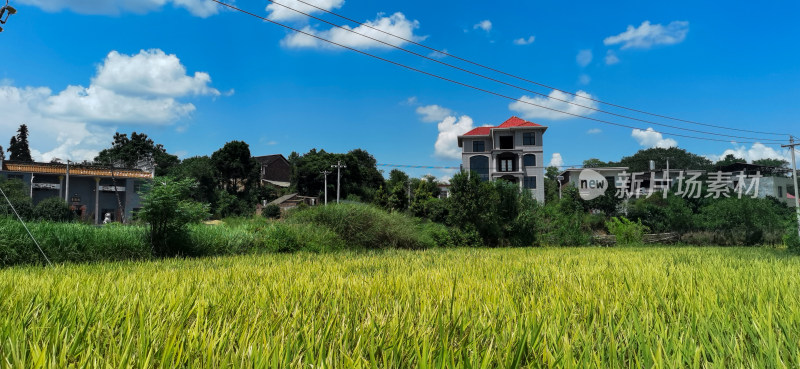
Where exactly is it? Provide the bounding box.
[1,247,799,367]
[287,203,439,249]
[0,217,150,265]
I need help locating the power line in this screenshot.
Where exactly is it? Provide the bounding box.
[209,0,787,147]
[264,0,785,143]
[289,0,789,137]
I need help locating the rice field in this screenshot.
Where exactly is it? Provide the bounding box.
[1,247,799,368]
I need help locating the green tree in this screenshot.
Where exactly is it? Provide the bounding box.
[0,144,4,160]
[95,132,179,175]
[211,141,259,194]
[714,154,745,168]
[372,185,389,209]
[289,148,385,201]
[753,158,789,168]
[582,158,608,168]
[387,183,408,211]
[8,124,33,162]
[138,177,209,256]
[613,147,713,172]
[167,156,218,204]
[0,178,33,220]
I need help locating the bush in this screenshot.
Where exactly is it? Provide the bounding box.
[33,197,74,222]
[138,177,210,256]
[606,216,649,245]
[262,204,281,219]
[287,203,436,250]
[0,179,33,221]
[785,225,800,251]
[699,197,785,246]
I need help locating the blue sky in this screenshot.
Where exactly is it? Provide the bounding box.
[1,0,799,179]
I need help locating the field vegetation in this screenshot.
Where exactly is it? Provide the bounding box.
[1,247,799,367]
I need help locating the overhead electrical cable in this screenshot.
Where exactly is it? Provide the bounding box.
[289,0,790,137]
[261,0,784,142]
[208,0,786,146]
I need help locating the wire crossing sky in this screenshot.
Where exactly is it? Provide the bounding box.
[1,0,798,179]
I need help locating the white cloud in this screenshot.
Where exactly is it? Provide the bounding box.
[605,50,620,65]
[548,153,564,167]
[281,12,425,50]
[18,0,221,17]
[266,0,344,21]
[93,50,220,97]
[513,36,535,45]
[579,74,591,85]
[0,49,219,162]
[416,104,453,123]
[427,49,449,59]
[576,49,593,67]
[604,20,689,49]
[473,20,492,32]
[706,143,791,164]
[631,128,678,148]
[586,128,602,134]
[508,89,598,120]
[434,115,474,159]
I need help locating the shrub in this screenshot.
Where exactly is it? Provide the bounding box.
[606,216,649,245]
[262,204,281,219]
[0,179,33,221]
[287,203,435,250]
[785,225,800,251]
[33,197,74,222]
[138,177,210,256]
[699,197,785,246]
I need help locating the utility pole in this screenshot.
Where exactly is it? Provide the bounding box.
[331,161,346,204]
[64,160,70,202]
[320,170,331,205]
[782,136,800,239]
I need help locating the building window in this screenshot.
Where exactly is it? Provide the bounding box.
[778,186,783,198]
[499,136,513,149]
[500,159,514,172]
[524,176,537,189]
[472,140,485,152]
[469,156,490,181]
[523,132,535,145]
[523,154,536,167]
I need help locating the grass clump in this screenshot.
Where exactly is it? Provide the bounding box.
[287,203,437,250]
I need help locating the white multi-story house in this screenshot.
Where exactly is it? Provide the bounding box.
[457,116,547,202]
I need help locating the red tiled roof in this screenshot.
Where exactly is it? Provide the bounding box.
[462,116,541,136]
[463,126,493,136]
[497,116,542,128]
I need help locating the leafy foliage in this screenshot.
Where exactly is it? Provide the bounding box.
[262,204,281,219]
[137,177,209,256]
[612,147,713,172]
[94,132,179,175]
[7,124,33,162]
[288,148,384,202]
[33,197,74,222]
[0,178,32,220]
[606,216,649,245]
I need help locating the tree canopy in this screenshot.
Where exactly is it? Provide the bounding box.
[7,124,33,162]
[95,132,179,175]
[289,148,384,202]
[612,147,713,172]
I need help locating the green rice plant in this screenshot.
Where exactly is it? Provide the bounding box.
[1,247,799,367]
